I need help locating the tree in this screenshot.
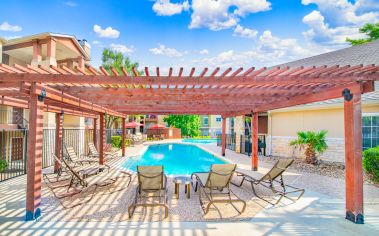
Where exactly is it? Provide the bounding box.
[346,23,379,46]
[101,48,143,128]
[163,115,201,137]
[289,130,328,164]
[102,48,142,75]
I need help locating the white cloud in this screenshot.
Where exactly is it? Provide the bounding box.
[0,22,22,32]
[152,0,189,16]
[193,30,327,68]
[184,0,271,30]
[93,24,120,38]
[302,10,364,45]
[149,44,184,57]
[233,24,258,39]
[199,49,209,55]
[302,0,379,26]
[63,1,78,7]
[92,40,101,45]
[110,43,134,54]
[301,0,379,46]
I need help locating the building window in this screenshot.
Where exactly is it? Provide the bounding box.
[203,117,209,126]
[362,114,379,150]
[216,117,221,122]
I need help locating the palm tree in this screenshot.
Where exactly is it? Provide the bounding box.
[290,130,328,164]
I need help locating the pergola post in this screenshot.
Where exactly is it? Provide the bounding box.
[221,116,226,156]
[93,117,98,148]
[25,85,44,221]
[54,112,63,173]
[251,112,258,171]
[343,89,364,224]
[121,117,126,156]
[99,113,105,165]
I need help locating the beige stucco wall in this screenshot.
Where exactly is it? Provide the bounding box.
[267,103,379,162]
[0,105,12,124]
[209,115,222,128]
[63,115,85,128]
[8,55,28,67]
[157,115,167,126]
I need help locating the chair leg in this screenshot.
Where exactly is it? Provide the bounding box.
[231,175,245,187]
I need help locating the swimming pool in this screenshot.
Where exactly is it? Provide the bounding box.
[121,143,226,175]
[182,138,217,144]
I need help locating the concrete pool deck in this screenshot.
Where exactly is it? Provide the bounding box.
[0,141,378,235]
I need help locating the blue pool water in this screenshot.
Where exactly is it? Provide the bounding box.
[122,143,226,175]
[182,138,217,144]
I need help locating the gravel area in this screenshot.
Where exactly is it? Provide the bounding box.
[260,155,379,187]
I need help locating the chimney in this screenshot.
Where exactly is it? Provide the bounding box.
[79,39,91,60]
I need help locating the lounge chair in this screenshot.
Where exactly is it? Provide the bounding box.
[57,156,131,208]
[43,153,110,185]
[88,142,118,160]
[233,159,305,205]
[191,164,246,215]
[64,145,99,166]
[128,165,168,218]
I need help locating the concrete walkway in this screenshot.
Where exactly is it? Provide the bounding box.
[0,142,378,235]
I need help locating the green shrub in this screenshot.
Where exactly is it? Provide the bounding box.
[0,159,8,173]
[363,146,379,182]
[111,136,131,148]
[111,136,122,148]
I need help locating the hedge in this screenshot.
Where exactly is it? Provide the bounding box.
[363,146,379,182]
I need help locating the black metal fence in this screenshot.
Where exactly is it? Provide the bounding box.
[0,128,116,182]
[216,134,237,151]
[240,134,266,156]
[217,133,266,156]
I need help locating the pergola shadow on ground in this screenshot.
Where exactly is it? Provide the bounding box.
[1,62,378,223]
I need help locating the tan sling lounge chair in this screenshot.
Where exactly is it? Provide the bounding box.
[88,142,118,160]
[43,153,110,185]
[233,159,305,205]
[191,164,246,215]
[65,145,99,166]
[57,157,131,208]
[128,165,168,218]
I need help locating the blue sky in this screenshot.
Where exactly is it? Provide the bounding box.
[1,0,379,72]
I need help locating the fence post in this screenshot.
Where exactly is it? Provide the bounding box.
[122,117,126,157]
[221,116,226,156]
[93,117,98,149]
[24,130,28,174]
[251,113,259,171]
[54,113,63,173]
[99,114,105,165]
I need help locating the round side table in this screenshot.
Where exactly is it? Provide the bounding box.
[173,176,191,199]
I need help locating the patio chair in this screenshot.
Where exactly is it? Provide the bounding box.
[64,145,99,166]
[57,156,131,208]
[88,142,118,160]
[233,159,305,205]
[128,165,168,219]
[191,164,246,215]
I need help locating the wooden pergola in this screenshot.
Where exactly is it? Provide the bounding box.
[1,63,378,224]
